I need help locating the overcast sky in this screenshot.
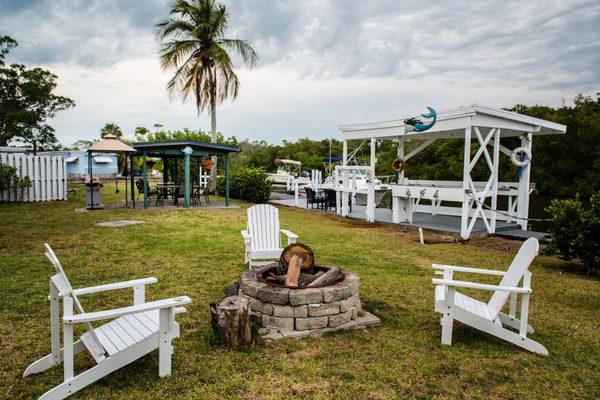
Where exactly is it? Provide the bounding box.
[1,0,599,146]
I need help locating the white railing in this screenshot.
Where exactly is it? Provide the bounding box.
[0,153,67,202]
[310,170,322,190]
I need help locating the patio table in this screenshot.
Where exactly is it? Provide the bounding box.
[156,183,180,206]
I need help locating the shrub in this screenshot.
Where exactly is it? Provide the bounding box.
[573,192,600,270]
[544,197,584,260]
[545,191,599,270]
[0,163,32,201]
[216,167,272,203]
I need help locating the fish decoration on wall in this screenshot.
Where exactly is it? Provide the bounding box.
[404,107,437,133]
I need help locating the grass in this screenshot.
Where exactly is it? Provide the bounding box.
[1,185,598,399]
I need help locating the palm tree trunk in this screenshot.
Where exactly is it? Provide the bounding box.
[209,67,218,192]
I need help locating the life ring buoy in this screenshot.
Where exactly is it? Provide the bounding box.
[366,169,373,181]
[511,147,532,167]
[392,158,405,173]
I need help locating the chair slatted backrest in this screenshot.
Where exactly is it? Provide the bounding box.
[247,204,281,251]
[487,238,539,319]
[44,244,107,357]
[304,187,314,202]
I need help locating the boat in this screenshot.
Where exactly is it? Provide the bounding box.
[267,159,310,189]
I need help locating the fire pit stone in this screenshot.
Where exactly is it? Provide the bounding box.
[238,264,380,340]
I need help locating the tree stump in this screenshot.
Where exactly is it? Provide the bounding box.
[210,295,252,349]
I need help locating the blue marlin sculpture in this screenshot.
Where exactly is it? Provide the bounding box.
[404,106,437,133]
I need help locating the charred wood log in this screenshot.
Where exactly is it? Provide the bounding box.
[308,267,342,287]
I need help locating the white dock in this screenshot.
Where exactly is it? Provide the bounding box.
[270,196,520,234]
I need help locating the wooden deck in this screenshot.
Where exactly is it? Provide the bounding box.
[270,196,524,235]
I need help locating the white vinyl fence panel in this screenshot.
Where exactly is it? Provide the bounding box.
[0,153,67,202]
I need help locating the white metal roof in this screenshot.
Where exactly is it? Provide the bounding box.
[339,104,567,140]
[65,156,79,163]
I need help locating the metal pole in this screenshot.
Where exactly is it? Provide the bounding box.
[225,154,230,206]
[125,153,128,207]
[88,151,93,210]
[163,157,168,184]
[142,150,148,209]
[130,154,135,209]
[184,152,190,208]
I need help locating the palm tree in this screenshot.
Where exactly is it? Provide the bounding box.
[156,0,258,190]
[100,123,123,138]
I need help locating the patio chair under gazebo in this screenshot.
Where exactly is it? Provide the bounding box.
[86,134,137,210]
[131,140,240,209]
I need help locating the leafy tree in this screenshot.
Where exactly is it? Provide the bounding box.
[69,139,96,151]
[156,0,258,190]
[100,123,123,138]
[507,94,600,198]
[134,126,150,141]
[0,35,17,65]
[0,35,74,153]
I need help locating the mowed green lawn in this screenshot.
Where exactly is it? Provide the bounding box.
[1,186,598,399]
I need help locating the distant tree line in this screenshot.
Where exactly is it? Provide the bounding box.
[111,93,599,199]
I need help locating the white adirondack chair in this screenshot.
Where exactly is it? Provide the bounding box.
[432,237,548,355]
[24,244,192,399]
[241,204,298,267]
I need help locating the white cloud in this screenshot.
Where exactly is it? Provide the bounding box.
[1,0,598,146]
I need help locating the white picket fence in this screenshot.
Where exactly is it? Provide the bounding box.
[0,153,67,202]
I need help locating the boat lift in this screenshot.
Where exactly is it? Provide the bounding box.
[335,104,566,239]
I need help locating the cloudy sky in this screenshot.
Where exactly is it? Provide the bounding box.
[1,0,599,146]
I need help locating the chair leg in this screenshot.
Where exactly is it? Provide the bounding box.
[441,288,455,345]
[23,340,87,377]
[244,246,250,265]
[158,309,174,377]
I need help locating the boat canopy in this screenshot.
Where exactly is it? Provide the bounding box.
[275,158,301,166]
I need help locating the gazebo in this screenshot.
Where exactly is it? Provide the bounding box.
[131,140,240,209]
[87,134,137,210]
[335,104,567,239]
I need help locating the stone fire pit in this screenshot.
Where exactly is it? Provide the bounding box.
[239,264,380,341]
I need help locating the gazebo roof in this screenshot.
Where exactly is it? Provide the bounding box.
[87,134,137,153]
[339,104,567,140]
[132,140,240,157]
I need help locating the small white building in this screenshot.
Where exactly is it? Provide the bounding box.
[335,104,566,239]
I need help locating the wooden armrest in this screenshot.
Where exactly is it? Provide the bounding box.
[241,230,252,242]
[280,229,298,239]
[72,277,158,296]
[64,296,191,323]
[432,264,505,276]
[432,278,530,293]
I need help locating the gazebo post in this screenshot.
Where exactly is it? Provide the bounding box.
[367,137,376,222]
[88,151,94,211]
[460,126,472,240]
[163,157,169,184]
[196,157,201,185]
[142,150,148,209]
[397,135,405,183]
[340,139,348,216]
[516,132,532,230]
[183,147,191,208]
[225,153,230,206]
[130,154,135,209]
[125,157,128,207]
